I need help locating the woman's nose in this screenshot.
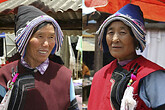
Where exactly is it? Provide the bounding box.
[43,40,49,46]
[112,33,119,42]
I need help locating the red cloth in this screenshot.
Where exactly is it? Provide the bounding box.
[88,56,164,110]
[0,0,7,3]
[85,0,165,22]
[0,60,72,110]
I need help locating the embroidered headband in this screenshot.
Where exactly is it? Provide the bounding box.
[97,4,146,52]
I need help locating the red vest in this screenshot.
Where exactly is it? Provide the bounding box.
[0,60,72,110]
[88,56,164,110]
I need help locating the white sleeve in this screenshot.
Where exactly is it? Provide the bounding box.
[70,78,76,102]
[0,85,6,98]
[139,70,165,108]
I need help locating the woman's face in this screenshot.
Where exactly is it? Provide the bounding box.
[106,21,137,61]
[24,24,55,68]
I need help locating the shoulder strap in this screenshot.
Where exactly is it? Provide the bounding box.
[8,69,35,110]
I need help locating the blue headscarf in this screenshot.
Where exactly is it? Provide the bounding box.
[97,4,146,52]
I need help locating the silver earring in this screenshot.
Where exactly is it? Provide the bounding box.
[136,46,139,50]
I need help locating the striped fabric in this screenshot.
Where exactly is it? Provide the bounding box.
[15,15,63,57]
[97,4,146,52]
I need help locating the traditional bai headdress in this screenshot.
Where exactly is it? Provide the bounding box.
[97,4,146,52]
[15,5,63,57]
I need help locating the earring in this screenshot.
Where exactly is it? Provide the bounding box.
[136,46,139,50]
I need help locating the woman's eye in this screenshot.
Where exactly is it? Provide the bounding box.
[38,35,42,38]
[107,31,114,35]
[49,36,55,39]
[120,31,126,35]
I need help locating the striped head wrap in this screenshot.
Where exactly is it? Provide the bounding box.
[15,6,63,57]
[97,4,146,52]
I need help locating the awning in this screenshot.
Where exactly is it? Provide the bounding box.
[0,0,82,35]
[85,0,165,22]
[0,0,81,13]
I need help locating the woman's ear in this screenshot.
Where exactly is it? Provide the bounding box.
[135,40,140,50]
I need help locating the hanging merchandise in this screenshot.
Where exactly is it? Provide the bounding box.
[76,36,83,79]
[68,36,76,77]
[76,36,83,64]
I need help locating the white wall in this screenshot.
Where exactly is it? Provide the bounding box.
[137,30,165,68]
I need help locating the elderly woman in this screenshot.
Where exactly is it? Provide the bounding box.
[0,6,79,110]
[88,4,165,110]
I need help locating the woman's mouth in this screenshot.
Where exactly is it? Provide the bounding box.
[39,50,48,54]
[112,46,122,48]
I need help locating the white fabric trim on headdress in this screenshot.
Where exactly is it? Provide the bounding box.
[15,15,63,57]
